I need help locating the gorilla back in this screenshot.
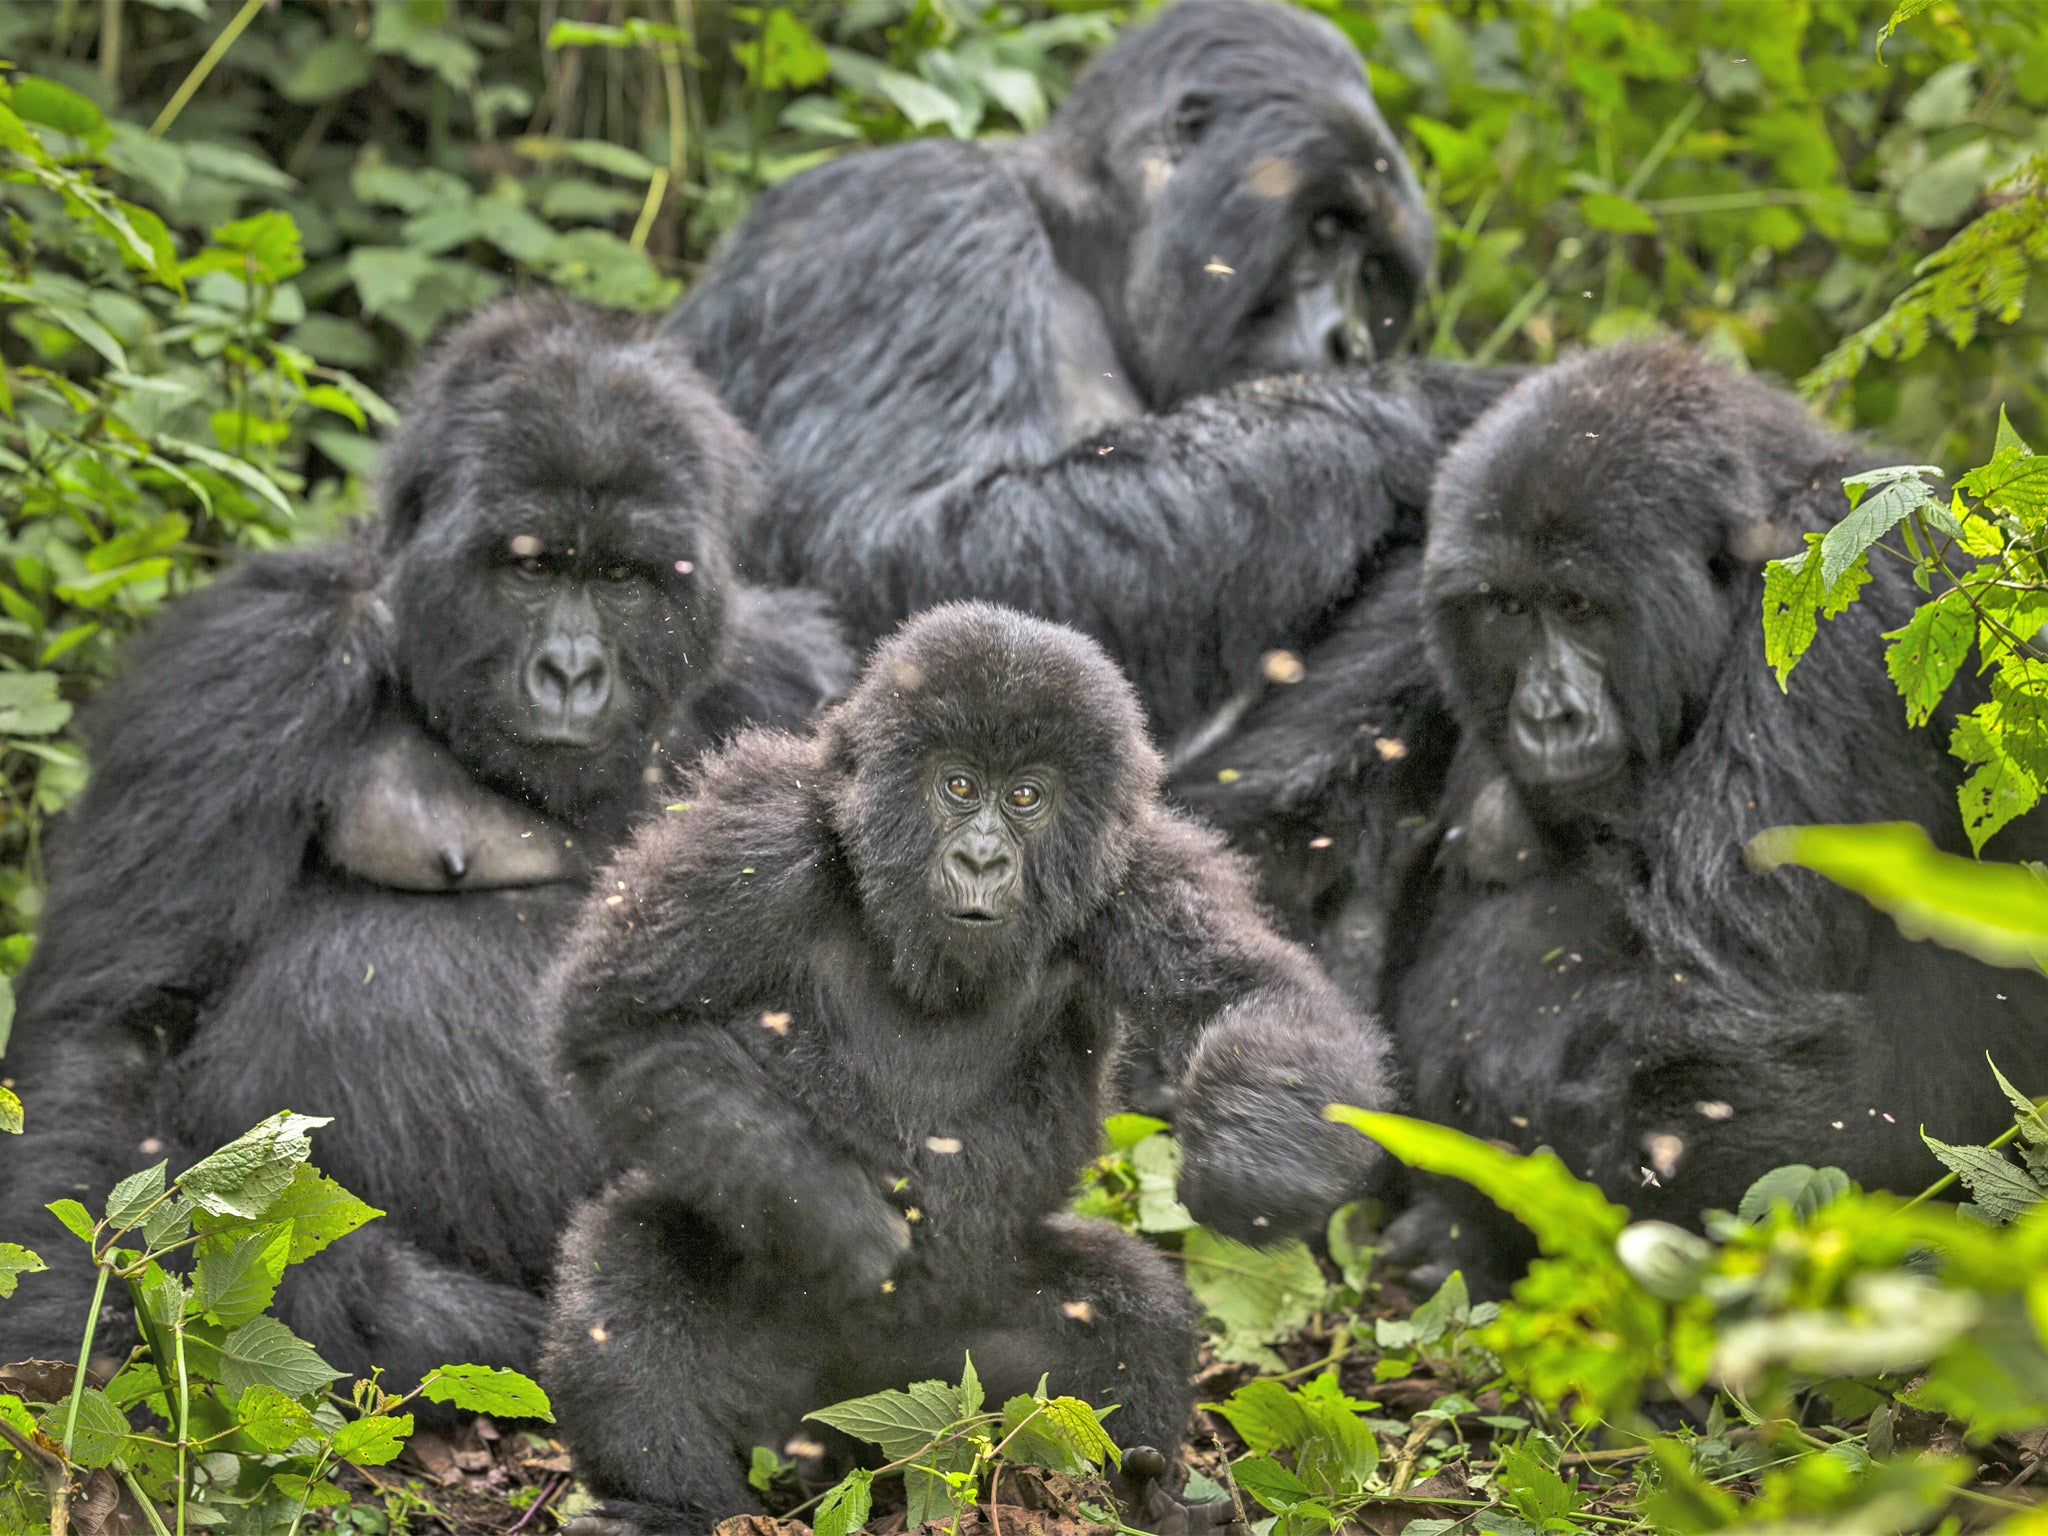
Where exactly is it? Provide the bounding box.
[0,299,851,1381]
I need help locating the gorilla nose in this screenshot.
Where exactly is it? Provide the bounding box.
[1323,315,1355,367]
[951,832,1012,878]
[527,634,611,720]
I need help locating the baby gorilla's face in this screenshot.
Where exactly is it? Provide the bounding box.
[926,761,1060,926]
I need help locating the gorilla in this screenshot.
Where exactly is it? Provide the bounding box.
[0,299,852,1381]
[670,0,1518,747]
[1361,344,2048,1289]
[542,603,1395,1534]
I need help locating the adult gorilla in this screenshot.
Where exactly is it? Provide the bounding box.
[671,0,1512,744]
[0,300,850,1379]
[1375,344,2048,1289]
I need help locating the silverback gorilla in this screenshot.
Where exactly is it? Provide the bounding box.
[1379,344,2048,1288]
[0,299,851,1380]
[542,605,1397,1534]
[669,0,1517,746]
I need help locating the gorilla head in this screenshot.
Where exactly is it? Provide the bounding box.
[1423,343,1832,831]
[1041,0,1432,407]
[821,602,1163,1008]
[378,299,759,823]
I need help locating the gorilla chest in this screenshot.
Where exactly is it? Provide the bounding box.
[173,883,599,1281]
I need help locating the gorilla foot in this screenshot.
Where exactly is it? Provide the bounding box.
[1118,1448,1249,1536]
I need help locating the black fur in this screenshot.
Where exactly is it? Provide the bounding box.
[669,0,1517,746]
[0,299,852,1380]
[1375,344,2048,1288]
[542,604,1396,1531]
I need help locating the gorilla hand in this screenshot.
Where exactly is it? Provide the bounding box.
[783,1159,912,1302]
[1117,1447,1248,1536]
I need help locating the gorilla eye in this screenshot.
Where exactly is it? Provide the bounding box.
[1562,595,1595,619]
[1499,597,1526,616]
[943,773,979,804]
[1310,212,1346,247]
[514,557,546,578]
[1007,783,1042,811]
[599,565,635,583]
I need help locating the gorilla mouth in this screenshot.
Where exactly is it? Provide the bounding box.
[948,909,1006,926]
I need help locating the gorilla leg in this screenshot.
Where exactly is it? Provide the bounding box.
[543,1186,819,1534]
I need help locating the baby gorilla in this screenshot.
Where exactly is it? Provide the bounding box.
[544,603,1395,1534]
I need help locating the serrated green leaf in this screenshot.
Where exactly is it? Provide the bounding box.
[419,1363,553,1422]
[1231,1453,1310,1514]
[1737,1163,1853,1224]
[195,1164,381,1264]
[177,1112,329,1219]
[0,1084,19,1136]
[216,1315,340,1398]
[808,1378,960,1460]
[815,1468,873,1536]
[1922,1134,2044,1223]
[193,1225,290,1326]
[332,1412,413,1466]
[0,671,73,738]
[1182,1230,1328,1370]
[0,1243,45,1298]
[1763,534,1873,688]
[1989,1060,2048,1149]
[229,1384,313,1453]
[47,1198,96,1244]
[46,1387,130,1468]
[1040,1396,1119,1470]
[1497,1440,1581,1526]
[104,1161,167,1230]
[1205,1379,1313,1457]
[1884,590,1974,726]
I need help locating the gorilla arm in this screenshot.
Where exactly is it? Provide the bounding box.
[1096,809,1399,1244]
[1,544,384,1357]
[550,734,910,1297]
[672,143,1491,742]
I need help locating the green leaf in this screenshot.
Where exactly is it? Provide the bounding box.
[1580,192,1658,234]
[230,1384,314,1453]
[1884,591,1974,726]
[49,1387,130,1468]
[733,10,831,92]
[177,1112,330,1218]
[815,1467,874,1536]
[1181,1230,1328,1369]
[0,1243,45,1298]
[562,139,660,181]
[47,1198,96,1243]
[1131,1131,1195,1234]
[193,1225,291,1326]
[1231,1454,1310,1515]
[12,76,110,149]
[104,1161,168,1230]
[1748,821,2048,969]
[1922,1134,2043,1223]
[748,1445,788,1495]
[1990,1059,2048,1149]
[1038,1396,1119,1471]
[279,38,372,103]
[216,1315,341,1398]
[182,212,305,286]
[1102,1113,1171,1151]
[808,1376,966,1460]
[0,1083,19,1136]
[1736,1163,1854,1224]
[331,1412,413,1466]
[194,1164,381,1264]
[1763,534,1873,689]
[1324,1108,1629,1262]
[1823,466,1944,587]
[0,671,74,738]
[1204,1379,1313,1457]
[420,1363,553,1422]
[1496,1441,1582,1527]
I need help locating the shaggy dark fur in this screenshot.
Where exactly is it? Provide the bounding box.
[668,0,1517,747]
[542,604,1396,1533]
[1366,344,2048,1289]
[0,299,852,1381]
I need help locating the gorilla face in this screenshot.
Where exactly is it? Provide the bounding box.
[378,300,758,824]
[1078,3,1432,407]
[825,603,1163,1009]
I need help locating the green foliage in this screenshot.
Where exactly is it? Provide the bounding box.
[805,1356,1121,1533]
[1070,1113,1195,1235]
[0,1112,550,1535]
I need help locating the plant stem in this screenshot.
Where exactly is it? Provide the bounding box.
[174,1315,189,1536]
[147,0,266,140]
[120,1463,174,1536]
[61,1264,110,1458]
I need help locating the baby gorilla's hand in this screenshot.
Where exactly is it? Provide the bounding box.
[1118,1448,1248,1536]
[797,1161,912,1301]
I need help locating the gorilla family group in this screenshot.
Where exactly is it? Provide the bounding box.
[4,3,2043,1531]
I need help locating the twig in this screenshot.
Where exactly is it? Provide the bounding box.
[148,0,266,140]
[507,1475,566,1534]
[1387,1420,1435,1495]
[0,1415,71,1536]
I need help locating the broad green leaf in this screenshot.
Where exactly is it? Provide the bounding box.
[420,1363,553,1422]
[1884,591,1974,726]
[808,1378,960,1460]
[103,1161,166,1230]
[563,139,660,181]
[0,1083,19,1135]
[301,384,366,430]
[279,39,372,103]
[957,1352,983,1419]
[1231,1453,1310,1515]
[1204,1379,1312,1457]
[815,1468,873,1536]
[270,1474,351,1510]
[1102,1113,1171,1151]
[1990,1060,2048,1149]
[732,10,831,92]
[193,1225,291,1326]
[1039,1396,1119,1470]
[47,1387,129,1468]
[1496,1441,1582,1527]
[1763,535,1873,688]
[1748,821,2048,968]
[1325,1108,1629,1262]
[230,1384,314,1453]
[0,671,73,738]
[193,1164,381,1264]
[0,1243,45,1298]
[1737,1164,1854,1224]
[217,1315,341,1398]
[331,1412,413,1466]
[748,1445,788,1495]
[178,1112,330,1219]
[1294,1373,1377,1494]
[1580,192,1658,234]
[1000,1394,1094,1476]
[12,76,110,149]
[1181,1230,1327,1369]
[1922,1134,2043,1223]
[1131,1132,1194,1234]
[47,1198,95,1243]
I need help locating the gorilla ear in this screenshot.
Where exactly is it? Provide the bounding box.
[1171,90,1216,149]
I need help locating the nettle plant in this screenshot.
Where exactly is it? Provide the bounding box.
[0,1112,549,1536]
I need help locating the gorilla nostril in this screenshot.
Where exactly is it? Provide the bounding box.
[1324,320,1351,366]
[529,638,611,717]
